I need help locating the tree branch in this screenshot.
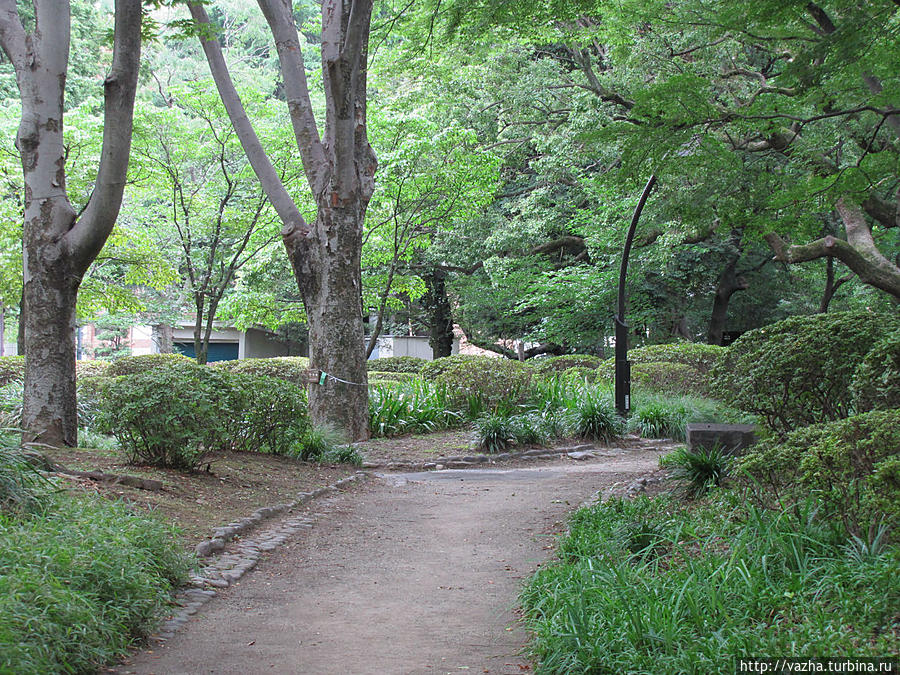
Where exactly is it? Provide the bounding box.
[68,0,142,268]
[0,0,26,72]
[188,1,309,241]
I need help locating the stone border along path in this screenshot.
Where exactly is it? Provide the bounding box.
[152,437,676,644]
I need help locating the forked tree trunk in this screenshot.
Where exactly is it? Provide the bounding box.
[707,257,748,346]
[0,0,142,446]
[189,0,375,440]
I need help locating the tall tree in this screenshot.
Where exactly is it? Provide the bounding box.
[0,0,142,446]
[188,0,376,440]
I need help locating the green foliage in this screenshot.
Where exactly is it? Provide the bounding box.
[597,343,725,395]
[420,355,532,410]
[0,434,49,516]
[290,426,347,462]
[222,374,310,456]
[99,365,311,469]
[666,445,733,498]
[736,410,900,537]
[99,365,222,470]
[528,354,603,377]
[852,331,900,412]
[712,311,897,435]
[75,359,112,379]
[0,356,24,386]
[627,343,725,374]
[521,495,900,673]
[474,411,520,453]
[368,381,463,437]
[632,361,706,396]
[366,371,419,383]
[572,391,624,443]
[210,356,310,385]
[105,353,195,377]
[365,356,427,373]
[629,400,692,440]
[0,493,191,674]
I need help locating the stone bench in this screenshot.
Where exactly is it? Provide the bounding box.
[685,423,757,456]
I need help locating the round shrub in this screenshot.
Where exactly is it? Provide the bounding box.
[852,331,900,412]
[528,354,603,377]
[419,354,482,381]
[365,356,427,374]
[99,363,222,469]
[210,356,310,385]
[221,373,310,456]
[420,355,532,410]
[712,310,898,436]
[557,366,601,385]
[631,362,705,396]
[627,343,725,374]
[0,356,24,385]
[75,359,111,379]
[736,409,900,536]
[105,353,194,377]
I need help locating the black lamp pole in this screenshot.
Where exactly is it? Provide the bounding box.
[615,174,657,416]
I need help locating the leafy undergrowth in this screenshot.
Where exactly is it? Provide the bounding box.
[521,493,899,674]
[0,491,192,674]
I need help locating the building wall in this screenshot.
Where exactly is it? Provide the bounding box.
[367,335,459,361]
[243,327,301,359]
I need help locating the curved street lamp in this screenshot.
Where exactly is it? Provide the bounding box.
[615,174,657,417]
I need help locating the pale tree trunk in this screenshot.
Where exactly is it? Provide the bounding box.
[189,0,375,440]
[0,0,142,446]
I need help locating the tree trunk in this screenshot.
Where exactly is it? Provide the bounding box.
[291,204,369,441]
[707,256,748,345]
[1,0,142,447]
[16,289,24,357]
[423,268,454,358]
[22,242,80,446]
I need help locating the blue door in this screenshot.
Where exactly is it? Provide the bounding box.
[174,342,239,362]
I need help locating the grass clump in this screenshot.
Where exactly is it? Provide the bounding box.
[571,390,623,442]
[0,493,191,673]
[521,494,899,674]
[369,381,462,437]
[664,445,733,498]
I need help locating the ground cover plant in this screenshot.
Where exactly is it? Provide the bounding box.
[521,494,900,674]
[0,436,191,674]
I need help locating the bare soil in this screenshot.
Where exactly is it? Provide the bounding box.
[112,448,669,675]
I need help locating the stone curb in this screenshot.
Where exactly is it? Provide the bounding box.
[362,440,675,472]
[152,470,369,643]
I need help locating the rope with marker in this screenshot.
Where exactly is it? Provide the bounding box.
[308,369,371,387]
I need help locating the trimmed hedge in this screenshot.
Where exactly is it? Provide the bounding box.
[852,331,900,412]
[712,310,897,435]
[75,360,112,379]
[365,356,427,374]
[420,355,532,410]
[98,364,310,469]
[210,356,310,385]
[596,343,725,396]
[736,409,900,537]
[0,356,24,385]
[631,362,705,396]
[528,354,603,376]
[106,353,194,377]
[367,371,419,383]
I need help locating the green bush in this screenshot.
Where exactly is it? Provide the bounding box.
[365,356,427,374]
[0,355,24,385]
[736,409,900,537]
[474,411,521,453]
[712,310,898,435]
[99,366,312,469]
[629,399,692,440]
[99,364,223,469]
[665,445,733,498]
[368,381,462,437]
[528,354,603,377]
[0,434,49,516]
[852,331,900,411]
[522,494,900,673]
[223,374,310,456]
[105,353,195,377]
[211,356,310,385]
[366,371,419,383]
[631,361,706,395]
[75,359,111,379]
[628,342,725,374]
[0,494,191,673]
[420,355,532,410]
[556,366,601,385]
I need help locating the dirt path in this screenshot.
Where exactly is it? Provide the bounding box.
[116,451,664,675]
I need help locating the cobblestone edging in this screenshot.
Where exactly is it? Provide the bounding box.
[362,440,676,472]
[152,471,369,642]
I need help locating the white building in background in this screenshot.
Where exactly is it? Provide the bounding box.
[366,334,460,360]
